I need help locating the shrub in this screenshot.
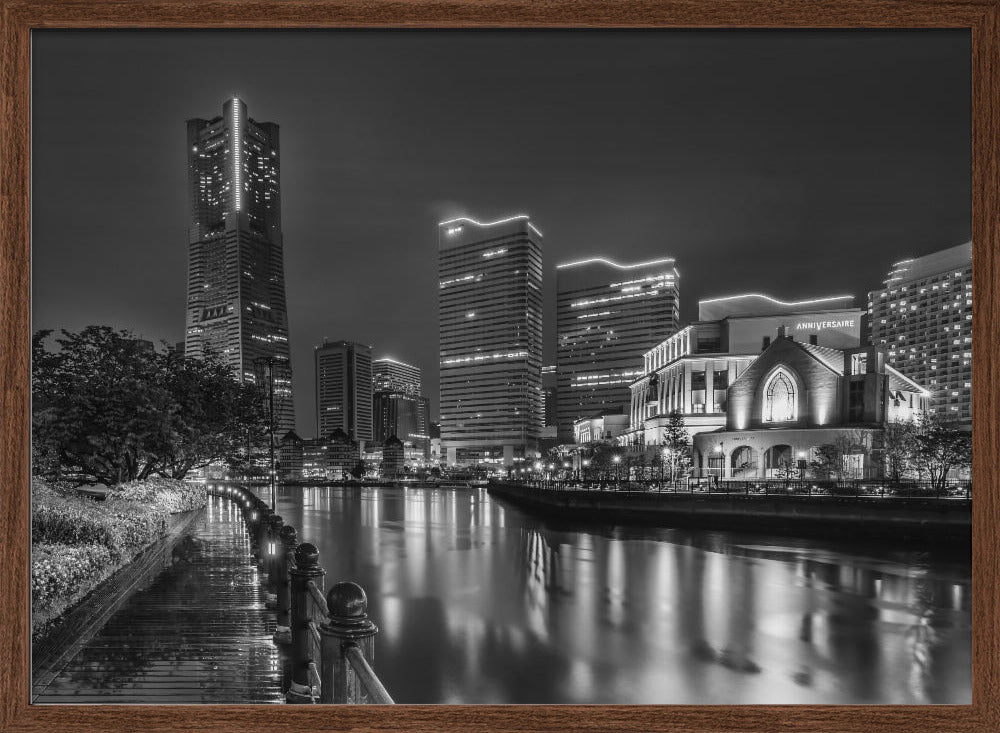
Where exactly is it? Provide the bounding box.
[106,477,206,514]
[31,476,209,635]
[32,542,113,613]
[31,498,163,561]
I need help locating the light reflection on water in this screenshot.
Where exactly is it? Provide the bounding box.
[276,485,970,705]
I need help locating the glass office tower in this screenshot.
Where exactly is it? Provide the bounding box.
[184,97,295,433]
[438,215,544,466]
[556,256,680,442]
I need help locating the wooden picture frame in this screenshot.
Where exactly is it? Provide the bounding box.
[1,1,996,731]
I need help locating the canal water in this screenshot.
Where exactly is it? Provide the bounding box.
[274,484,970,705]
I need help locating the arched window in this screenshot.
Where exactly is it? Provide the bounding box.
[764,370,796,422]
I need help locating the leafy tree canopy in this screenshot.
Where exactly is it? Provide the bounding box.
[32,327,266,485]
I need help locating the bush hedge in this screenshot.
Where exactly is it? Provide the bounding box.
[31,476,207,635]
[32,542,114,614]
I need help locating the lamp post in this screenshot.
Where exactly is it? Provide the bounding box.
[613,454,622,482]
[254,356,277,510]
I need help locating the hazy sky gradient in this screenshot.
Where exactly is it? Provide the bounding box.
[32,30,970,437]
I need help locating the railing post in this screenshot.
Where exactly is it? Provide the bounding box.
[273,524,296,645]
[319,581,379,704]
[287,543,326,703]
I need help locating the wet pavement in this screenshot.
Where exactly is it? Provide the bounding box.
[34,495,284,704]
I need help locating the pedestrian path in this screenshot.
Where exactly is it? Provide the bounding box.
[34,495,285,703]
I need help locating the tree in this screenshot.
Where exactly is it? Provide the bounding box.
[911,415,971,491]
[809,444,840,480]
[154,351,265,479]
[32,326,267,485]
[350,460,367,480]
[881,419,918,484]
[661,410,693,482]
[832,430,874,480]
[32,327,175,485]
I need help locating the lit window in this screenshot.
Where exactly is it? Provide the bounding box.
[763,369,797,423]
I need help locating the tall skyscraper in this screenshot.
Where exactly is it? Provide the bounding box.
[372,357,421,395]
[867,242,972,427]
[555,256,680,442]
[438,215,544,465]
[315,340,373,443]
[184,97,294,432]
[372,356,430,458]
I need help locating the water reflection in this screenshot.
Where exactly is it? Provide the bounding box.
[279,485,970,704]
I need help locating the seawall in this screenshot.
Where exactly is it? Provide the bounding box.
[487,482,971,545]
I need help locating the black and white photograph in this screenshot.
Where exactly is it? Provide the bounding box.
[29,29,971,705]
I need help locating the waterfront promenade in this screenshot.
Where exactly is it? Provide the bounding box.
[34,495,284,703]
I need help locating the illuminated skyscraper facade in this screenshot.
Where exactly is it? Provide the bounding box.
[372,357,430,458]
[372,357,421,395]
[867,242,972,427]
[184,97,294,432]
[438,215,544,465]
[315,340,373,443]
[556,257,680,442]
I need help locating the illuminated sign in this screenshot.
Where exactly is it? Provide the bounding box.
[794,320,856,330]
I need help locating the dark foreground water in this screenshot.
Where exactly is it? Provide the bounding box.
[275,485,970,705]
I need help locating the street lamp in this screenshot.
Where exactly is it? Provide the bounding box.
[613,454,622,482]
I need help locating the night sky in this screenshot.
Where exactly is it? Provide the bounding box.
[32,30,970,437]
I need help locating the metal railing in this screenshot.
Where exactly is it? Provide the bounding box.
[499,477,971,501]
[209,484,394,705]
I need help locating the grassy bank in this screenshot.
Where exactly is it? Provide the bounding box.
[31,476,207,637]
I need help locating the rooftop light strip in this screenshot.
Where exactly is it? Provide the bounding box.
[698,293,854,307]
[439,215,544,237]
[374,357,417,369]
[556,257,677,270]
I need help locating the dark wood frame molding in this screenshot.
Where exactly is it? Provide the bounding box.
[2,2,997,731]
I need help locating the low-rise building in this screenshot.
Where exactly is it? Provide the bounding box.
[691,333,928,479]
[625,293,863,450]
[572,409,630,444]
[277,430,304,480]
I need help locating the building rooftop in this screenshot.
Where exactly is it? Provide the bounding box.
[698,293,855,321]
[881,241,972,287]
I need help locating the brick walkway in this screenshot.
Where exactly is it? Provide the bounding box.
[34,495,285,704]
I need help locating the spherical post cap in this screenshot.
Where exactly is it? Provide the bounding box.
[327,581,368,619]
[294,542,320,567]
[279,525,297,542]
[268,514,284,528]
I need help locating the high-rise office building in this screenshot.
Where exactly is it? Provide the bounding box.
[555,256,680,442]
[372,356,430,458]
[372,357,421,395]
[315,340,373,443]
[438,215,544,465]
[541,364,558,429]
[184,97,294,432]
[867,242,972,427]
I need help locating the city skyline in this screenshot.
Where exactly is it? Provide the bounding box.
[32,30,970,436]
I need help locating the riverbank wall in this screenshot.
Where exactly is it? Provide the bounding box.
[487,482,971,545]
